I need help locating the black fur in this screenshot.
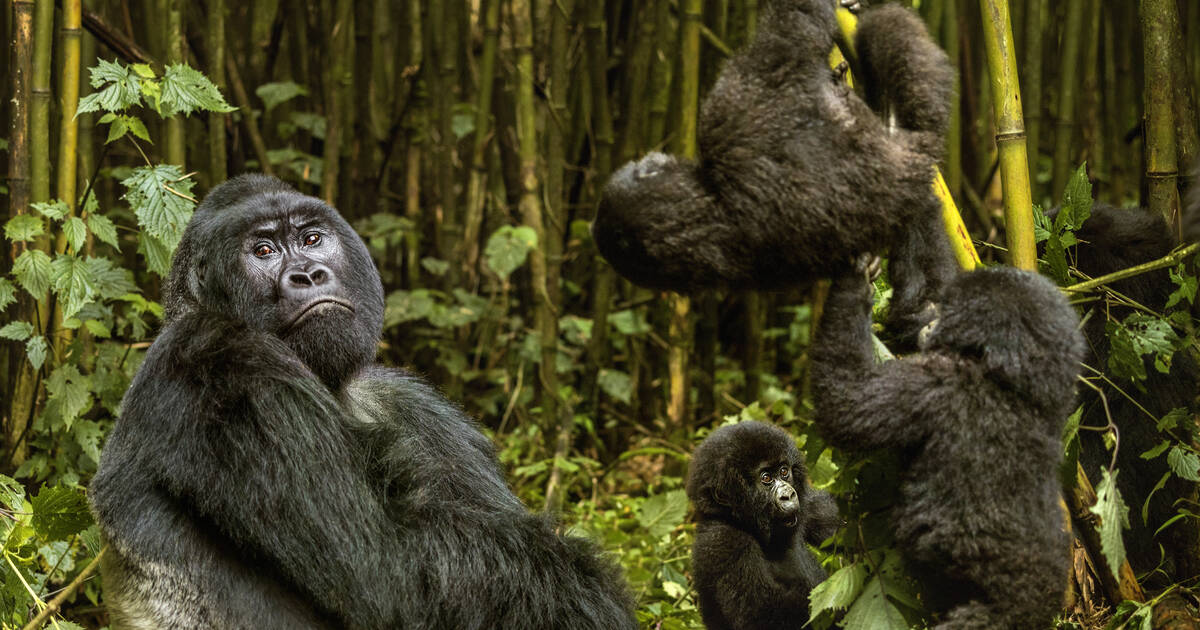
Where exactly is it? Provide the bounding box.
[812,267,1084,629]
[1060,203,1200,579]
[591,0,956,339]
[686,421,840,630]
[89,174,635,630]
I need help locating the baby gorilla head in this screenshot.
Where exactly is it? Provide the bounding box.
[164,174,385,388]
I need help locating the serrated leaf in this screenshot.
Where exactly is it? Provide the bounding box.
[137,233,173,276]
[126,115,152,142]
[159,64,236,116]
[131,63,155,79]
[1167,264,1197,308]
[1056,163,1093,232]
[122,165,196,249]
[78,59,143,114]
[74,420,104,466]
[842,575,908,630]
[30,486,94,540]
[1032,204,1051,244]
[85,257,138,299]
[5,214,45,242]
[87,213,120,250]
[83,319,111,338]
[0,475,24,514]
[44,365,92,430]
[105,115,130,144]
[1107,313,1178,381]
[13,249,53,297]
[598,369,633,404]
[0,321,34,341]
[1157,408,1188,432]
[63,216,87,253]
[25,336,47,370]
[1168,446,1200,482]
[484,225,538,280]
[0,278,16,313]
[256,81,308,112]
[637,489,687,539]
[810,564,868,621]
[31,200,69,221]
[50,255,97,320]
[1090,468,1130,581]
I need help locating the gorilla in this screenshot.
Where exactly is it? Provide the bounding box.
[811,264,1084,629]
[592,0,957,340]
[686,421,841,630]
[89,175,635,630]
[1060,203,1200,579]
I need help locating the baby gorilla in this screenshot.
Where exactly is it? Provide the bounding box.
[593,0,956,337]
[811,265,1084,629]
[687,421,840,630]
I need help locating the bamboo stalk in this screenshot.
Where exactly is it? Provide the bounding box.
[1167,0,1198,180]
[30,0,52,205]
[1080,0,1103,189]
[207,0,227,184]
[1021,0,1044,201]
[943,0,962,199]
[321,0,352,205]
[1142,0,1181,230]
[56,0,82,226]
[402,0,424,290]
[462,0,501,281]
[1050,0,1084,200]
[162,0,184,168]
[978,0,1036,270]
[224,56,274,177]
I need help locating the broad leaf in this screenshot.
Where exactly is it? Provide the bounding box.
[123,165,196,249]
[62,216,87,253]
[1090,468,1130,580]
[25,336,47,370]
[0,278,16,312]
[598,369,633,404]
[637,490,687,539]
[13,249,52,297]
[50,255,97,320]
[87,213,120,250]
[77,59,143,114]
[0,321,34,341]
[4,214,45,242]
[30,486,95,540]
[159,64,235,116]
[256,81,308,112]
[810,564,868,621]
[484,225,537,281]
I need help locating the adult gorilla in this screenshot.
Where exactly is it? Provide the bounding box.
[89,175,634,630]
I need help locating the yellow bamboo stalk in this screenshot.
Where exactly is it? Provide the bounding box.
[834,6,979,270]
[977,0,1035,270]
[1142,0,1181,231]
[55,0,82,227]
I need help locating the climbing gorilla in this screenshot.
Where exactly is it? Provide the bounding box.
[686,421,841,630]
[811,264,1085,629]
[89,175,635,630]
[1058,204,1200,579]
[592,0,956,340]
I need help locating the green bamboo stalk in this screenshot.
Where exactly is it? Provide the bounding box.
[979,0,1036,270]
[1142,0,1180,229]
[1168,1,1198,175]
[208,0,227,184]
[77,1,95,220]
[1050,0,1084,200]
[615,1,657,163]
[433,0,461,269]
[646,0,674,146]
[1081,0,1104,189]
[1021,0,1043,201]
[56,0,82,223]
[163,0,184,168]
[30,0,52,205]
[1101,6,1120,200]
[462,0,501,281]
[321,0,352,205]
[943,0,962,199]
[403,0,425,290]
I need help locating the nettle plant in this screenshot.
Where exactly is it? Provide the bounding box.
[0,59,231,624]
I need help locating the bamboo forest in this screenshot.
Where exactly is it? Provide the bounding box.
[4,0,1200,628]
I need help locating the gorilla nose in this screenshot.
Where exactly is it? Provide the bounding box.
[281,263,337,298]
[775,484,798,510]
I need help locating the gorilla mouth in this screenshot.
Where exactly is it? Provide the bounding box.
[285,297,354,330]
[784,515,799,528]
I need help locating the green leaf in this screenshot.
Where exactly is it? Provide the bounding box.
[1031,204,1051,244]
[87,213,121,250]
[810,564,868,621]
[159,64,236,116]
[78,59,143,114]
[256,81,308,112]
[30,486,94,540]
[598,369,633,404]
[1056,163,1093,232]
[74,420,104,466]
[25,336,47,370]
[289,111,327,139]
[1168,446,1200,482]
[4,214,45,242]
[122,165,196,249]
[384,289,437,327]
[1141,440,1170,461]
[137,233,174,276]
[1090,468,1130,581]
[608,309,651,336]
[131,63,156,79]
[1167,264,1197,308]
[484,225,537,280]
[0,321,34,341]
[1157,407,1189,432]
[421,257,451,276]
[44,365,93,430]
[13,249,52,297]
[842,575,908,630]
[104,115,130,144]
[637,489,687,539]
[50,255,97,320]
[0,475,25,514]
[31,200,69,221]
[63,216,87,253]
[1107,313,1179,381]
[84,319,112,338]
[451,103,476,139]
[85,257,138,299]
[0,278,16,313]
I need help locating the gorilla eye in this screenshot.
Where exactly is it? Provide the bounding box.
[759,471,773,485]
[303,232,321,246]
[253,243,275,258]
[779,466,790,478]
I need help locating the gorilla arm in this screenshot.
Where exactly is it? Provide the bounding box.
[123,319,403,628]
[810,273,938,451]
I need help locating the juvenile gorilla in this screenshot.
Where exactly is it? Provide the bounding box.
[1062,204,1200,579]
[592,0,956,337]
[89,175,634,630]
[812,266,1084,629]
[687,421,840,630]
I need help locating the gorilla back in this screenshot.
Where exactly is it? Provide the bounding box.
[89,174,634,630]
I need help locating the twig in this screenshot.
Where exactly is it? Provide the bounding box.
[21,547,107,630]
[1063,243,1200,293]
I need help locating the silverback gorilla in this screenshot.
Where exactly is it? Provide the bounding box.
[687,421,840,630]
[89,175,634,630]
[812,264,1085,629]
[592,0,957,341]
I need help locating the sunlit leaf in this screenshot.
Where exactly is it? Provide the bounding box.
[1090,468,1130,580]
[4,214,45,242]
[13,249,52,297]
[637,490,687,539]
[30,486,94,540]
[159,64,236,116]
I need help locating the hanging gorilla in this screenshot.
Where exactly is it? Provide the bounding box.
[89,174,635,630]
[591,0,957,340]
[811,263,1085,629]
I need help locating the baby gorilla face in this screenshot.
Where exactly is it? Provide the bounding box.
[756,462,801,527]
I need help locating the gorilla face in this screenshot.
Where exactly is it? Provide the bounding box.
[166,175,385,389]
[755,460,801,527]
